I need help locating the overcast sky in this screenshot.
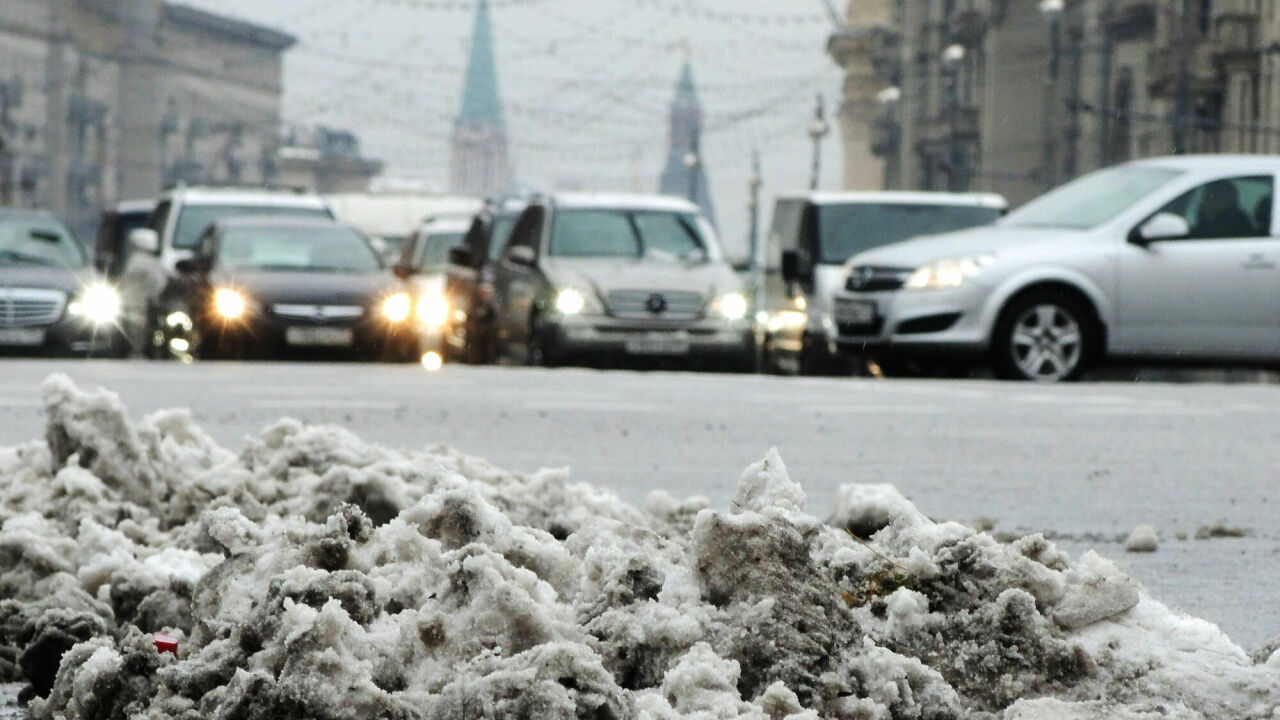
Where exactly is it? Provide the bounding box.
[183,0,848,256]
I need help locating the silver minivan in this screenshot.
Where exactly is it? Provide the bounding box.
[833,155,1279,381]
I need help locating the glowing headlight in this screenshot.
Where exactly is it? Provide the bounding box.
[905,255,995,290]
[214,289,247,319]
[555,288,587,315]
[382,293,412,322]
[713,292,748,320]
[417,294,449,327]
[69,284,121,324]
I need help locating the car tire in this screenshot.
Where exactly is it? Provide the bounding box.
[526,315,561,368]
[992,290,1098,382]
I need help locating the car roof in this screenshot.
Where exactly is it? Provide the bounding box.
[0,207,61,222]
[162,186,329,209]
[549,193,702,213]
[419,218,472,235]
[112,199,158,214]
[780,190,1008,209]
[1124,154,1280,174]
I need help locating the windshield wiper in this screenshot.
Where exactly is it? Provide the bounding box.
[0,250,55,266]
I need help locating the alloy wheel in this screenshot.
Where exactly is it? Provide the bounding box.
[1009,303,1083,382]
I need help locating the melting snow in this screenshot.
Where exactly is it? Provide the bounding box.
[0,375,1276,719]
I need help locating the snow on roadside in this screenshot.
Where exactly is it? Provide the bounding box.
[0,375,1275,719]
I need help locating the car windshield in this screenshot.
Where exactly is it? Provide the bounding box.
[0,218,86,267]
[175,204,332,249]
[487,216,517,261]
[817,203,1003,263]
[1001,166,1184,229]
[416,231,465,272]
[549,209,710,262]
[217,225,381,273]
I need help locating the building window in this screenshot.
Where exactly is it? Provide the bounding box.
[1197,0,1212,36]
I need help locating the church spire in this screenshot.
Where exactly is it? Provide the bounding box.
[450,0,511,197]
[659,57,716,225]
[458,0,503,127]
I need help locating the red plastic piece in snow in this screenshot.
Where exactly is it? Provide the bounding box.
[153,633,179,655]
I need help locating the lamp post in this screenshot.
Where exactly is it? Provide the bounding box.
[808,94,830,191]
[683,133,700,205]
[1039,0,1064,189]
[940,43,965,191]
[747,150,762,270]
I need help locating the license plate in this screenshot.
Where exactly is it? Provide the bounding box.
[624,333,691,355]
[285,326,354,347]
[0,328,46,346]
[835,299,877,325]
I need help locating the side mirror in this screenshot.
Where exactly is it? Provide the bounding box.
[128,228,160,255]
[781,249,810,283]
[449,246,474,267]
[1132,213,1190,246]
[506,245,536,267]
[392,263,414,280]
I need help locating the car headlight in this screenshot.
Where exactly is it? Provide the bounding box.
[214,288,248,319]
[383,293,412,323]
[712,292,748,320]
[417,294,449,327]
[68,283,121,325]
[905,255,995,290]
[555,288,587,315]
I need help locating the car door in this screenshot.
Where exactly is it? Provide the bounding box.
[493,206,545,348]
[1115,174,1277,359]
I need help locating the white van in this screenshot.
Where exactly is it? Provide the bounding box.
[119,186,334,357]
[762,191,1006,374]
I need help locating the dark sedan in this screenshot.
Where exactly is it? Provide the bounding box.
[163,218,418,361]
[0,208,122,356]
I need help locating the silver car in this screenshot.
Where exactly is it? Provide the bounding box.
[833,155,1279,381]
[492,194,755,369]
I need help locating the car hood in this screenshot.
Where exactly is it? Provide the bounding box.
[542,257,739,299]
[0,264,96,294]
[848,224,1086,268]
[215,269,398,306]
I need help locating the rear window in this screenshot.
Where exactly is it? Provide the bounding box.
[817,203,1003,264]
[174,204,333,249]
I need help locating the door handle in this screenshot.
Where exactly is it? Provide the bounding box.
[1243,254,1276,270]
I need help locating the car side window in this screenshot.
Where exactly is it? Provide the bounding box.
[1154,176,1273,240]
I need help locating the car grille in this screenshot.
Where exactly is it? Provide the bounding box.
[606,290,705,320]
[272,304,365,323]
[845,266,914,293]
[0,289,66,327]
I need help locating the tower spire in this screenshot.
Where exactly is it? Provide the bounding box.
[450,0,511,197]
[659,55,716,225]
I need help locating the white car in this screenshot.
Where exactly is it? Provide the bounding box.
[833,155,1279,381]
[118,187,334,357]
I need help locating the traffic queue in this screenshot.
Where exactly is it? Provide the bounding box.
[3,154,1278,382]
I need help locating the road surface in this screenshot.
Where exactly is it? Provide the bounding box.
[0,359,1276,653]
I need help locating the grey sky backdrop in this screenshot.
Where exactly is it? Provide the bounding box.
[183,0,847,257]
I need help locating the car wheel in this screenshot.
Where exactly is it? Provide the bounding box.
[526,315,560,368]
[992,291,1097,382]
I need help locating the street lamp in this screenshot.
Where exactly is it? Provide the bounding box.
[1040,0,1064,189]
[808,94,830,191]
[940,44,966,191]
[682,148,700,204]
[747,150,762,270]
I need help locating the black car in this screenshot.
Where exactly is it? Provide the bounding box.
[163,217,418,361]
[0,208,123,356]
[442,199,525,363]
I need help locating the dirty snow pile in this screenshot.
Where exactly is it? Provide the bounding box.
[0,376,1276,720]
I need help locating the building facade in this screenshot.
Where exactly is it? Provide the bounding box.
[449,0,512,199]
[276,125,384,195]
[854,0,1280,206]
[827,0,894,190]
[658,60,717,225]
[0,0,296,237]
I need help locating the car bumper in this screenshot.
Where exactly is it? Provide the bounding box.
[833,284,993,354]
[195,315,417,358]
[0,318,121,356]
[549,314,756,360]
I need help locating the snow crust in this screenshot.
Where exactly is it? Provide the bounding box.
[0,374,1276,719]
